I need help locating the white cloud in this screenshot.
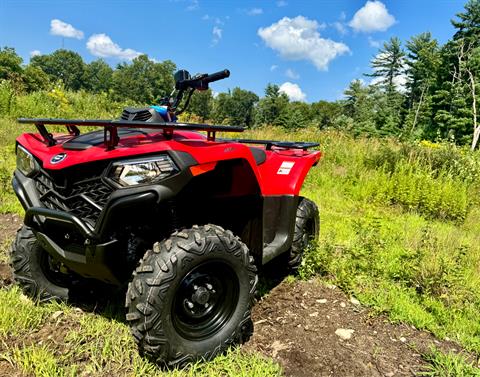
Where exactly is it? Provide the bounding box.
[202,14,210,20]
[86,34,142,60]
[258,16,350,71]
[279,82,306,101]
[333,21,348,35]
[285,68,299,79]
[368,36,381,48]
[186,0,199,11]
[50,19,84,39]
[212,26,222,45]
[349,1,395,33]
[247,8,263,16]
[276,0,287,7]
[30,50,41,57]
[270,64,278,71]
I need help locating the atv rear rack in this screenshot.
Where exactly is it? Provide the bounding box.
[221,138,319,151]
[17,118,245,150]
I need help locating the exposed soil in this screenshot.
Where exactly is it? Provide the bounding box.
[0,214,471,376]
[245,280,466,377]
[0,213,20,287]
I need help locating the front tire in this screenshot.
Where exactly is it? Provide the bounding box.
[10,226,70,302]
[125,225,258,368]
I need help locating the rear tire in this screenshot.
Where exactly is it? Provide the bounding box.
[287,197,320,272]
[125,224,258,368]
[10,226,70,302]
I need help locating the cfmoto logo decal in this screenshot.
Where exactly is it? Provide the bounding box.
[50,153,67,164]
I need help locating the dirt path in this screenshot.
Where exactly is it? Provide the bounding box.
[0,214,466,376]
[245,280,464,376]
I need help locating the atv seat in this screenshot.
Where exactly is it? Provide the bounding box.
[249,147,266,165]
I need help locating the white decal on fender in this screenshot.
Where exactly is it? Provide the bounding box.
[277,161,295,175]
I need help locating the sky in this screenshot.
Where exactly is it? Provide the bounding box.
[0,0,469,103]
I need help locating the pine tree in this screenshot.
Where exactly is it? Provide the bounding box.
[404,32,441,136]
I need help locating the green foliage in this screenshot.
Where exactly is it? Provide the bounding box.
[188,89,214,121]
[420,347,480,376]
[367,37,405,96]
[112,55,175,103]
[212,87,259,127]
[0,47,23,86]
[254,84,289,126]
[31,49,86,91]
[83,59,113,93]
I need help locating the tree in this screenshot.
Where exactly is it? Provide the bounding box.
[0,47,24,91]
[254,84,289,126]
[0,47,23,81]
[188,89,213,121]
[366,37,406,134]
[452,0,480,46]
[31,49,85,91]
[310,100,342,128]
[212,88,259,127]
[367,37,406,96]
[22,65,50,92]
[112,55,175,104]
[83,59,113,93]
[404,32,441,135]
[343,80,382,135]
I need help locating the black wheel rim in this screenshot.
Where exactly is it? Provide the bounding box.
[172,260,240,341]
[38,249,69,288]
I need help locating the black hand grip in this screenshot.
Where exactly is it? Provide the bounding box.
[203,69,230,84]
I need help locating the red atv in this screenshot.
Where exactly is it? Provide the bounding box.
[11,69,321,367]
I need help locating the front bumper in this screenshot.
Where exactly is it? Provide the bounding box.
[12,166,191,284]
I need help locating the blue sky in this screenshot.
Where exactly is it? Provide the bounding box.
[0,0,468,102]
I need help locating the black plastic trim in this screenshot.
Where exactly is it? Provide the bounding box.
[262,195,299,264]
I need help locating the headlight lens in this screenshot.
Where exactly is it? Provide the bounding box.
[16,145,38,177]
[108,155,178,187]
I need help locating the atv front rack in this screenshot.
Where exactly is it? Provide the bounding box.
[17,118,245,150]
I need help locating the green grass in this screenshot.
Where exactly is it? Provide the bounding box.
[1,106,480,373]
[0,288,281,377]
[419,348,480,376]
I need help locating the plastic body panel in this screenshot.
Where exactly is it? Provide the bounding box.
[16,129,321,197]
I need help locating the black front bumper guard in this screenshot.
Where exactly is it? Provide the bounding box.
[21,192,158,285]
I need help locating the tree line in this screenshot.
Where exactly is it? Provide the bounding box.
[2,0,480,148]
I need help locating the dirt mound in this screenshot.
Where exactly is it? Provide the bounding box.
[245,280,462,377]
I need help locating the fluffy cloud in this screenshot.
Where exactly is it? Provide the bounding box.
[279,82,306,101]
[247,8,263,16]
[270,64,278,71]
[86,34,142,60]
[349,1,395,33]
[30,50,41,57]
[50,19,84,39]
[212,26,222,45]
[285,68,299,79]
[258,16,349,71]
[276,0,287,7]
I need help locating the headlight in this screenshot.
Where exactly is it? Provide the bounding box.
[16,145,38,177]
[108,155,178,187]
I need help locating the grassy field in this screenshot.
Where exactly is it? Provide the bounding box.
[1,100,480,375]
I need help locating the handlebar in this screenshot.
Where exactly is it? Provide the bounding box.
[170,68,230,115]
[176,69,230,91]
[203,69,230,84]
